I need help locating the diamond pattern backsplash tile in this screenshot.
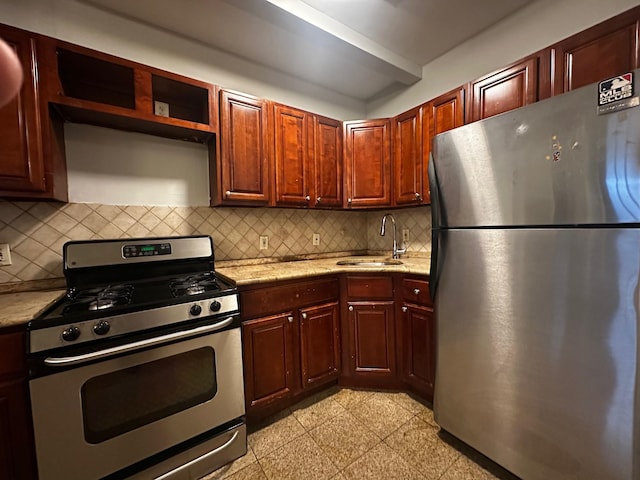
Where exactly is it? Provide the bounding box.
[0,201,431,284]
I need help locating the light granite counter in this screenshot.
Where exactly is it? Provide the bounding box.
[0,290,65,329]
[217,255,430,286]
[0,255,430,328]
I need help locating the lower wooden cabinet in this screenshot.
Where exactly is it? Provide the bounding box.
[240,278,340,417]
[0,329,37,480]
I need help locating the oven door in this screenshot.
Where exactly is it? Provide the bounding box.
[29,324,245,480]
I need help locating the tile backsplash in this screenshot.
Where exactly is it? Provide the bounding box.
[0,201,431,284]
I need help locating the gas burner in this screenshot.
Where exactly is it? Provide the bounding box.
[169,272,220,297]
[63,284,134,314]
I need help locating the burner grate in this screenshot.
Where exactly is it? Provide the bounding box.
[64,284,134,314]
[169,272,220,297]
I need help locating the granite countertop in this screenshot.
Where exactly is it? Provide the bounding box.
[0,290,65,329]
[0,255,430,328]
[217,255,430,286]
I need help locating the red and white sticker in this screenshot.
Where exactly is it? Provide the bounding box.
[598,73,634,106]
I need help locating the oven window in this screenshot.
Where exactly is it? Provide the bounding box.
[81,347,217,444]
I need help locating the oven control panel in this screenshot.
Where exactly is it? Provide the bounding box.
[123,242,172,258]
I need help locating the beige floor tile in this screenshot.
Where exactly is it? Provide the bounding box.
[384,416,460,480]
[292,394,347,430]
[308,410,380,470]
[349,392,414,438]
[223,462,268,480]
[331,388,376,410]
[387,391,432,415]
[440,455,499,480]
[248,413,306,459]
[341,442,425,480]
[258,433,338,480]
[416,406,439,427]
[200,445,258,479]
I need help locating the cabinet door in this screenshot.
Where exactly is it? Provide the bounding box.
[312,115,342,208]
[273,103,312,207]
[393,106,424,206]
[0,26,46,195]
[400,304,435,401]
[552,12,639,94]
[423,87,464,204]
[346,301,396,377]
[469,57,538,122]
[242,312,296,411]
[219,90,271,205]
[344,119,391,208]
[299,302,340,387]
[0,380,37,480]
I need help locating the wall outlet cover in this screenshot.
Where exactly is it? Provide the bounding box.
[402,228,410,243]
[259,235,269,250]
[154,100,170,117]
[312,233,320,246]
[0,243,11,266]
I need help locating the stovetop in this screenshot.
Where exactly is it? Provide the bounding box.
[28,235,240,355]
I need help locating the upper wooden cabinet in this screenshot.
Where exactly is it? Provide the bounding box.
[273,103,312,207]
[312,115,343,208]
[0,25,66,201]
[38,38,217,142]
[217,90,271,205]
[422,87,465,203]
[392,106,424,207]
[552,10,639,94]
[468,56,539,122]
[344,119,392,208]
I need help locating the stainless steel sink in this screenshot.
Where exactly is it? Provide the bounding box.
[336,259,403,266]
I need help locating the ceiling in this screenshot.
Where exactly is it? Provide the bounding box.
[83,0,536,101]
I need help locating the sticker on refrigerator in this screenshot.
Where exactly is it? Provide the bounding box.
[598,72,639,115]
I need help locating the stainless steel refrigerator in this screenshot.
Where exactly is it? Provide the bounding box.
[428,72,640,480]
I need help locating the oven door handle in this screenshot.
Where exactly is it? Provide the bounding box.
[44,316,235,367]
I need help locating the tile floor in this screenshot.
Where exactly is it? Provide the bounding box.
[201,387,518,480]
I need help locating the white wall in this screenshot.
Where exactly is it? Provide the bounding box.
[367,0,640,117]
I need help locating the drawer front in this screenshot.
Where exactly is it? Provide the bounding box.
[241,278,339,319]
[402,278,431,306]
[0,330,27,379]
[346,276,393,299]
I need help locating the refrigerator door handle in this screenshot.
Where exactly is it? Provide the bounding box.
[428,153,441,301]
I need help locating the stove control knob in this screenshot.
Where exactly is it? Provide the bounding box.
[210,300,222,312]
[93,320,111,336]
[190,304,202,316]
[62,326,81,342]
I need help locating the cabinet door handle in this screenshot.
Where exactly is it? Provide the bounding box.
[225,190,231,198]
[288,316,294,323]
[414,288,421,295]
[415,192,422,201]
[305,195,310,201]
[347,198,352,205]
[316,196,321,205]
[301,312,307,319]
[348,305,354,311]
[402,306,408,312]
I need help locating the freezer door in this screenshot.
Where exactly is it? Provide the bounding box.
[434,227,640,480]
[431,76,640,228]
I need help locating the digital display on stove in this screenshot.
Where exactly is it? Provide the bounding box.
[122,242,172,258]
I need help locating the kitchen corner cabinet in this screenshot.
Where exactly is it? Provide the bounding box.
[0,328,37,480]
[0,25,66,201]
[340,275,399,389]
[468,56,539,122]
[393,106,424,206]
[217,90,272,205]
[273,103,312,207]
[399,277,435,401]
[344,119,392,208]
[240,277,340,418]
[551,8,639,95]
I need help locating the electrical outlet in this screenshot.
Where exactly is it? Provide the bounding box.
[402,228,410,243]
[154,100,170,117]
[312,233,320,246]
[259,235,269,250]
[0,243,11,266]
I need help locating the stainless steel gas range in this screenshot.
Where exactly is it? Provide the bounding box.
[27,235,246,480]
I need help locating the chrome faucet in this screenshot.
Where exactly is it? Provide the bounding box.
[380,213,406,259]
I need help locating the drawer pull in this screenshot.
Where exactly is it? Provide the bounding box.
[288,316,294,323]
[301,312,307,319]
[348,305,354,312]
[414,288,420,295]
[402,306,408,312]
